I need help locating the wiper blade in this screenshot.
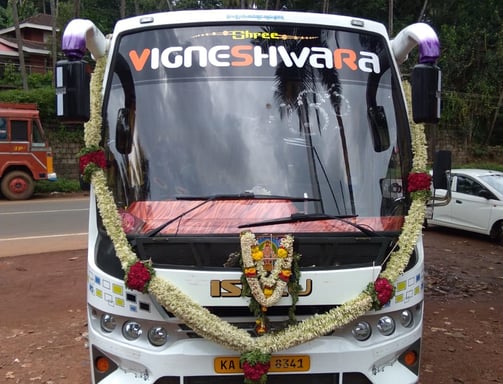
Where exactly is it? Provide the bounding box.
[144,193,319,239]
[238,212,377,237]
[176,192,320,202]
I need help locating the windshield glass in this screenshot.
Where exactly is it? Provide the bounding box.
[103,24,411,235]
[480,173,503,194]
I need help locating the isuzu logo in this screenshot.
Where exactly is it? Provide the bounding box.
[210,279,313,297]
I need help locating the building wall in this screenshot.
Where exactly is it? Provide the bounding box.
[51,141,82,180]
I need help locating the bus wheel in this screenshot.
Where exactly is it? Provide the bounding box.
[1,171,35,200]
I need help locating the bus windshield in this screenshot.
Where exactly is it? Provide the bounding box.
[103,24,411,234]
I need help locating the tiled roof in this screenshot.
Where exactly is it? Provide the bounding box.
[21,14,54,27]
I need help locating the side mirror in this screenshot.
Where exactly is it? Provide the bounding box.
[432,150,451,190]
[55,60,90,123]
[116,108,133,154]
[411,64,441,124]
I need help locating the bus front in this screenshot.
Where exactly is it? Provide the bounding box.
[74,10,439,384]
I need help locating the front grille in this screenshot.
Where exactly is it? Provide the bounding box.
[134,234,396,270]
[154,372,372,383]
[172,305,340,337]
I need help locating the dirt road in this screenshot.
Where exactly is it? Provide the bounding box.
[0,227,501,383]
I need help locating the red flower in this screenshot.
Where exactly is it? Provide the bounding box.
[407,172,432,193]
[79,150,106,175]
[278,271,290,282]
[243,361,270,382]
[126,261,153,293]
[374,277,394,307]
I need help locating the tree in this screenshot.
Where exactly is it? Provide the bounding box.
[50,0,57,85]
[9,0,28,90]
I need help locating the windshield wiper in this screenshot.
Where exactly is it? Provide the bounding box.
[238,212,377,237]
[142,193,320,239]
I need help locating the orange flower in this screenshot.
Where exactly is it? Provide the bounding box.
[244,267,257,277]
[263,287,273,297]
[279,270,292,282]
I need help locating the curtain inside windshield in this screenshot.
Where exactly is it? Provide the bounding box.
[104,24,410,220]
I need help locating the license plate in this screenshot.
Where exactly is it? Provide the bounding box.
[214,355,310,374]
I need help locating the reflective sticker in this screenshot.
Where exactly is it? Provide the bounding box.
[397,281,407,292]
[115,297,125,307]
[112,284,123,296]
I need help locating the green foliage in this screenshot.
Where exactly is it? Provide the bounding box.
[0,66,53,89]
[0,87,57,124]
[1,0,502,148]
[35,178,82,194]
[46,125,85,144]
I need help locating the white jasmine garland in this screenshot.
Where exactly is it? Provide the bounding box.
[85,58,429,355]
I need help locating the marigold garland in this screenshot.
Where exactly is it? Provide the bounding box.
[84,58,432,383]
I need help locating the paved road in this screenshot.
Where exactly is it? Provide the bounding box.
[0,194,90,257]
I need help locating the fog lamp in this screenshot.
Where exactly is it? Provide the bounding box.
[100,314,117,333]
[377,316,395,336]
[123,321,142,340]
[352,321,372,341]
[148,326,168,346]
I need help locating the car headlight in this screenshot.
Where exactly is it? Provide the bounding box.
[399,309,414,328]
[148,326,168,346]
[352,321,372,341]
[123,321,142,340]
[100,314,117,333]
[377,316,395,336]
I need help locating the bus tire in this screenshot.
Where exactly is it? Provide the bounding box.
[1,170,35,200]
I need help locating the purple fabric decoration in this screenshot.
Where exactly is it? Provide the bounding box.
[418,38,440,64]
[62,32,87,60]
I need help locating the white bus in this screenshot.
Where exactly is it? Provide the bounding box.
[56,9,444,384]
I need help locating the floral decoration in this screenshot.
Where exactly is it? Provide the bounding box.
[407,172,432,200]
[240,231,302,338]
[240,231,295,308]
[78,145,106,183]
[367,277,395,310]
[240,350,271,384]
[125,260,155,293]
[84,57,431,383]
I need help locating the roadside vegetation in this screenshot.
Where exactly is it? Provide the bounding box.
[34,178,82,194]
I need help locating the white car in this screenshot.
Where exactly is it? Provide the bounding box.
[426,169,503,244]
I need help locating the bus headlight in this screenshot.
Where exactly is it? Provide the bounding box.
[148,326,168,346]
[352,321,372,341]
[399,309,414,328]
[123,321,143,340]
[100,314,117,333]
[377,316,395,336]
